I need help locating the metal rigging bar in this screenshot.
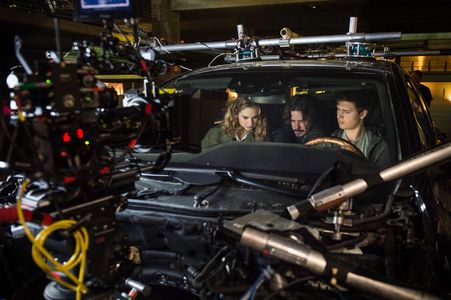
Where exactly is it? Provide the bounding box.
[152,31,401,53]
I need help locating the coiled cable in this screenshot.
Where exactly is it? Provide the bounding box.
[16,178,89,300]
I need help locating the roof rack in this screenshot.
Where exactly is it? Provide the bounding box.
[150,17,401,62]
[302,49,451,59]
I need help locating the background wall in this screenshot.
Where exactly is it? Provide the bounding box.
[424,82,451,138]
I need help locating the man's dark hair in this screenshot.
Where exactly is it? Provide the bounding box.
[283,94,320,124]
[336,90,374,113]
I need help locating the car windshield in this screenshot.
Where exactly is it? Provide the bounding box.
[137,62,397,181]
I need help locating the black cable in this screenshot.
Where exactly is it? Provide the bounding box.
[200,42,229,54]
[262,276,314,300]
[307,165,336,198]
[194,246,229,285]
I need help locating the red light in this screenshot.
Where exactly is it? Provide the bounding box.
[139,59,149,73]
[63,176,76,183]
[99,166,110,175]
[128,138,137,149]
[59,150,69,158]
[62,132,71,143]
[145,103,152,114]
[76,128,84,139]
[50,271,62,281]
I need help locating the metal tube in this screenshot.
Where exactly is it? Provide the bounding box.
[125,278,151,296]
[280,28,299,39]
[241,227,327,274]
[153,41,236,52]
[341,178,368,199]
[309,185,347,211]
[237,24,244,39]
[305,50,443,58]
[14,36,33,75]
[278,35,359,45]
[348,17,358,34]
[380,142,451,182]
[153,32,401,53]
[241,227,440,300]
[303,141,451,213]
[258,32,402,47]
[280,28,290,39]
[256,38,283,46]
[346,272,441,300]
[364,32,403,41]
[53,17,62,63]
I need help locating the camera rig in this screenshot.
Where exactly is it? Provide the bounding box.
[0,2,178,298]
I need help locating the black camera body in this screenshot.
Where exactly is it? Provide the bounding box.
[5,61,148,183]
[0,5,171,296]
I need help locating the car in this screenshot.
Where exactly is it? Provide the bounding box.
[1,33,451,300]
[116,51,451,299]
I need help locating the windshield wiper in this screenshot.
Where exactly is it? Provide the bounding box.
[138,164,308,197]
[214,169,305,198]
[139,166,307,198]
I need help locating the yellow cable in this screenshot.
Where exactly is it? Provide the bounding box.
[16,179,90,300]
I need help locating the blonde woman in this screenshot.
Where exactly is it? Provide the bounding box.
[201,97,267,148]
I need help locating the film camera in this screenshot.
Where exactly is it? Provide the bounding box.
[0,1,181,299]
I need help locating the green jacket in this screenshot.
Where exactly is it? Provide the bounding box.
[201,126,255,148]
[332,128,391,168]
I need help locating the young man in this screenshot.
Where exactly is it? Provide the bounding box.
[333,92,390,168]
[411,70,433,107]
[272,95,325,144]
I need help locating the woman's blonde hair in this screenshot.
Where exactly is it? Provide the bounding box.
[221,97,267,141]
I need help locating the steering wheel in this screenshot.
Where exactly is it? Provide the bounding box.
[305,136,367,159]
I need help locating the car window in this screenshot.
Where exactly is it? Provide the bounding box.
[405,77,434,147]
[163,66,396,172]
[166,68,393,156]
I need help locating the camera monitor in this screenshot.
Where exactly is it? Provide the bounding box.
[73,0,139,20]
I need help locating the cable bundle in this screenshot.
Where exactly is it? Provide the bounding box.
[16,179,89,300]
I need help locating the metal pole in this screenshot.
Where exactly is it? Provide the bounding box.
[53,17,62,62]
[258,32,402,47]
[287,141,451,218]
[14,36,32,75]
[153,40,237,52]
[348,17,358,34]
[237,24,244,39]
[240,227,440,300]
[152,32,401,53]
[379,142,451,181]
[304,50,443,59]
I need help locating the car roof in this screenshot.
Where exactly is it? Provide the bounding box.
[176,58,394,79]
